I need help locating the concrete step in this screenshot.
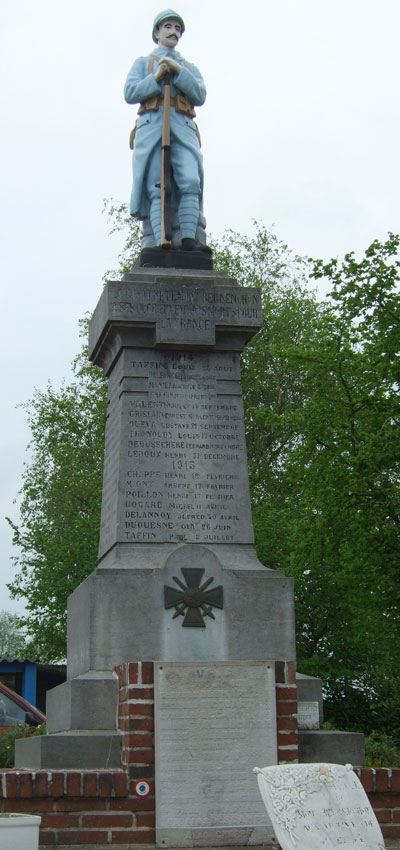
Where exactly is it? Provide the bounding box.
[14,730,122,769]
[46,670,118,733]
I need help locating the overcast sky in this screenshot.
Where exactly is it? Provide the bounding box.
[1,0,399,616]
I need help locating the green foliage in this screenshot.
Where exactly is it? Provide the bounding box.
[0,723,45,769]
[6,324,108,661]
[209,226,400,736]
[293,235,400,734]
[0,610,28,658]
[364,731,400,768]
[102,199,142,279]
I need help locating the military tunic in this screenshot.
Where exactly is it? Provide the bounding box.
[124,46,206,219]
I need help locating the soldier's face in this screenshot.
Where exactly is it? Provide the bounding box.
[156,20,182,49]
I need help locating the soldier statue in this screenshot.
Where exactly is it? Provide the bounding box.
[124,9,209,259]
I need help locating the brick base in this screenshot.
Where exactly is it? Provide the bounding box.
[355,767,400,839]
[1,660,299,846]
[0,769,155,846]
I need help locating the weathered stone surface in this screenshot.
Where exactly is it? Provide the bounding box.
[28,267,296,797]
[46,671,118,733]
[155,662,276,848]
[14,730,122,770]
[255,763,383,850]
[88,273,261,563]
[297,701,320,730]
[297,673,323,725]
[67,545,295,678]
[88,271,262,365]
[298,730,365,766]
[97,348,255,558]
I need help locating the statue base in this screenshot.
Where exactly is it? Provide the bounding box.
[135,245,213,271]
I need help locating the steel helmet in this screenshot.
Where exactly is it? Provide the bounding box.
[152,9,185,43]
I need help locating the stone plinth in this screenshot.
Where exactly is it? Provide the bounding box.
[67,548,294,678]
[64,269,295,680]
[16,267,296,824]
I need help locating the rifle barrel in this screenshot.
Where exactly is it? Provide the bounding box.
[160,74,172,247]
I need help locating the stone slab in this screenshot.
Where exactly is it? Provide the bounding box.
[255,763,384,850]
[97,349,255,558]
[154,662,276,848]
[296,673,323,724]
[66,547,295,678]
[46,671,118,733]
[135,246,213,271]
[297,701,320,730]
[158,827,274,847]
[14,731,122,770]
[88,273,262,364]
[298,730,365,766]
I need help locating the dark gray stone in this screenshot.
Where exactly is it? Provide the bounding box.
[135,246,213,271]
[97,348,255,557]
[24,267,296,788]
[61,268,295,685]
[88,271,262,366]
[298,730,365,766]
[67,545,295,679]
[14,730,122,769]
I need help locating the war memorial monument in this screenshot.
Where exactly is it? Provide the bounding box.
[15,10,298,846]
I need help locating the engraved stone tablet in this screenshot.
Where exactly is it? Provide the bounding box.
[155,662,277,846]
[298,700,320,730]
[254,763,385,850]
[98,349,255,555]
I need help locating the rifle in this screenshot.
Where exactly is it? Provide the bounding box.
[160,73,172,247]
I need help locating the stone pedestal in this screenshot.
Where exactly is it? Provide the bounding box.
[15,268,296,846]
[66,269,294,676]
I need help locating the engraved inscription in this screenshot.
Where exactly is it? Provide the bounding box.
[155,663,276,831]
[116,351,254,545]
[111,283,261,325]
[256,763,385,850]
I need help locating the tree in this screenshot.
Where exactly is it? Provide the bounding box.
[292,235,400,733]
[0,610,28,658]
[7,327,107,661]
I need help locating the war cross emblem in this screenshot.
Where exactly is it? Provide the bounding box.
[164,568,223,627]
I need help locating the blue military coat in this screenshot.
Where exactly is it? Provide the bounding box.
[124,47,206,218]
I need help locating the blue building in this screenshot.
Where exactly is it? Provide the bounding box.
[0,659,66,712]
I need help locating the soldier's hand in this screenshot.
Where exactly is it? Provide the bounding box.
[162,57,181,75]
[154,62,169,81]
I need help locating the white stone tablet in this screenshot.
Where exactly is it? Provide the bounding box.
[297,700,320,729]
[254,763,385,850]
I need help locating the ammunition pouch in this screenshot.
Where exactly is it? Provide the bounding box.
[137,93,196,117]
[130,94,198,149]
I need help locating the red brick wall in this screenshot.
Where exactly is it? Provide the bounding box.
[0,770,150,846]
[275,660,298,764]
[116,660,155,840]
[8,661,400,846]
[356,767,400,840]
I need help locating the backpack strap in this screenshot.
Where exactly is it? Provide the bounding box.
[148,55,159,74]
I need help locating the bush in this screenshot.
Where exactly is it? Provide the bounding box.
[364,731,400,767]
[0,723,46,769]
